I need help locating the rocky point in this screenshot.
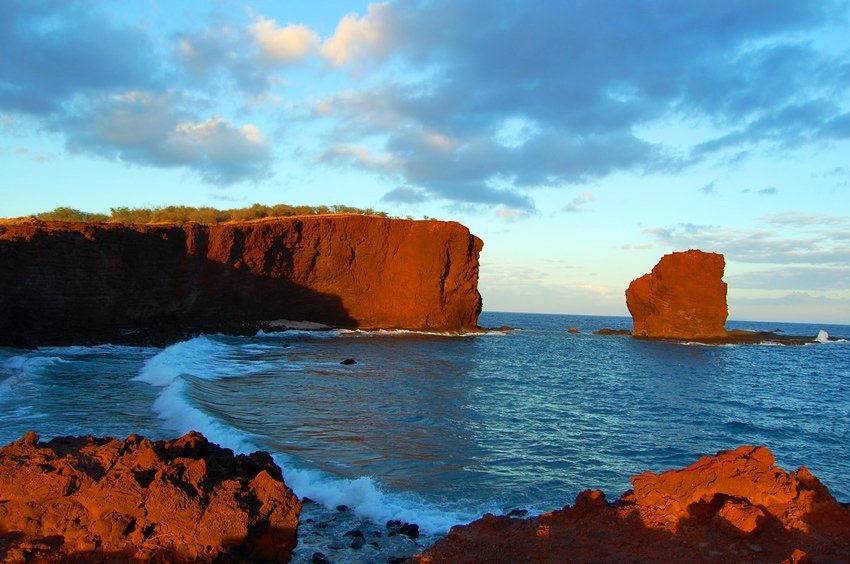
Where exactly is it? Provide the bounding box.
[412,445,850,563]
[0,215,484,346]
[0,431,301,562]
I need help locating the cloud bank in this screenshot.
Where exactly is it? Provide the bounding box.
[2,0,849,200]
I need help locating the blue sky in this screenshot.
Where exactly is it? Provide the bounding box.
[2,0,849,324]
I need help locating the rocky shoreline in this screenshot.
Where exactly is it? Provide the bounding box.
[2,432,848,563]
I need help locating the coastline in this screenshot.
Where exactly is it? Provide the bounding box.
[3,430,849,562]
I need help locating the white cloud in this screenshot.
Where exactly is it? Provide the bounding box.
[321,3,389,67]
[62,91,271,185]
[563,192,596,213]
[250,16,320,63]
[494,207,531,221]
[318,144,397,171]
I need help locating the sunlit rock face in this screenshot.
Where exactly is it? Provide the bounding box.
[626,249,728,340]
[0,215,483,346]
[412,446,850,563]
[0,431,301,562]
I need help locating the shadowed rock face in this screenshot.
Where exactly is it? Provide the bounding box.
[626,249,728,339]
[0,431,301,562]
[412,446,850,563]
[0,215,483,346]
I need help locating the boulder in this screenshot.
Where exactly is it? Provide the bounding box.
[0,431,301,562]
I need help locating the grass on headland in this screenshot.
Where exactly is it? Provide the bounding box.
[27,204,396,225]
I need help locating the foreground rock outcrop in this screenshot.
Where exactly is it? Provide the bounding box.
[0,431,301,562]
[413,446,850,563]
[0,216,483,346]
[626,249,728,340]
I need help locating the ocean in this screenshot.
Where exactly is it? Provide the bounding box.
[1,312,848,562]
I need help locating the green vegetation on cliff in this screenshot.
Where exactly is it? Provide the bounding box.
[28,204,390,224]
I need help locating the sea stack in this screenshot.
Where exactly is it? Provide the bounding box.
[626,249,728,340]
[0,216,483,346]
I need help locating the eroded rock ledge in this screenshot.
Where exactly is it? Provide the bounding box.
[0,431,300,562]
[413,446,850,563]
[0,216,484,346]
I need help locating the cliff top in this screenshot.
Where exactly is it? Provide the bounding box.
[4,203,408,225]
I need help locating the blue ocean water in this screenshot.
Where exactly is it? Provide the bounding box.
[1,312,848,559]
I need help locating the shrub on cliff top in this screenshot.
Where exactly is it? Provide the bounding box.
[30,204,390,224]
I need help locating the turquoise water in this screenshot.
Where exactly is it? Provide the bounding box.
[1,312,848,559]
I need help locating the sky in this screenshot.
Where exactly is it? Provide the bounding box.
[2,0,849,324]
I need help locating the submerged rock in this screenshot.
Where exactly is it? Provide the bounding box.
[412,445,850,563]
[0,431,301,562]
[340,358,357,365]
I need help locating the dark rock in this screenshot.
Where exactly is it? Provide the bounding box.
[593,328,631,335]
[388,557,408,564]
[336,505,350,512]
[312,552,330,564]
[350,537,366,550]
[344,530,365,539]
[506,508,528,518]
[397,523,419,539]
[387,519,420,539]
[340,358,357,365]
[302,496,315,504]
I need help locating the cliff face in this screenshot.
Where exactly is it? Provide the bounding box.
[0,431,300,562]
[0,216,483,346]
[414,445,850,563]
[626,249,728,340]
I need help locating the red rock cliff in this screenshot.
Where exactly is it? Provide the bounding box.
[0,431,300,562]
[413,445,850,563]
[626,249,728,340]
[0,215,483,346]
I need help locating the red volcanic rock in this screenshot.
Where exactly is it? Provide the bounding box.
[412,446,850,563]
[0,215,483,346]
[626,249,728,340]
[0,431,301,562]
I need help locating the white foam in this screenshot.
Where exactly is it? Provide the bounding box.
[149,377,259,454]
[134,335,274,386]
[37,344,154,356]
[816,330,829,343]
[134,334,506,536]
[133,336,275,452]
[255,329,344,339]
[271,453,487,535]
[339,328,506,338]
